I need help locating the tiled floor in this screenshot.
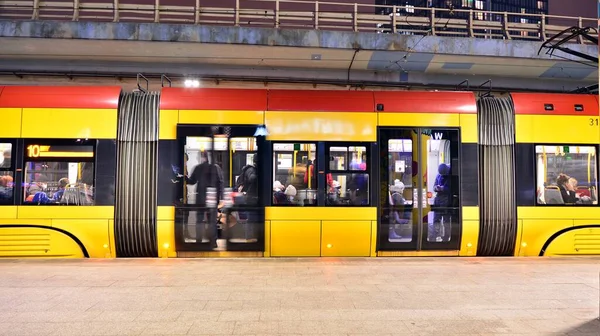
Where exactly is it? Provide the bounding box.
[0,257,598,335]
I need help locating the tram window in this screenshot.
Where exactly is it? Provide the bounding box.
[387,139,414,242]
[272,143,317,206]
[424,130,460,243]
[326,145,369,206]
[183,134,260,246]
[0,143,13,204]
[23,141,95,205]
[535,145,598,205]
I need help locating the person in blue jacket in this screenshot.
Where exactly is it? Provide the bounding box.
[430,163,451,242]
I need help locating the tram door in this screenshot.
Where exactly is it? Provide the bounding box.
[176,125,266,253]
[378,128,461,252]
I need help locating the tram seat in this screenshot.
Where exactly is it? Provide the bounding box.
[544,187,564,205]
[577,187,591,198]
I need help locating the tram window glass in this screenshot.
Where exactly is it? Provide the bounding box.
[23,142,95,205]
[272,143,317,206]
[387,139,413,243]
[424,130,460,243]
[0,143,13,204]
[327,145,369,206]
[183,134,260,245]
[535,145,598,205]
[184,136,258,203]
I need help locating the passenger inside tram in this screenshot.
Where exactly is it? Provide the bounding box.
[0,175,13,201]
[23,161,94,205]
[387,133,457,243]
[183,135,259,249]
[536,145,598,205]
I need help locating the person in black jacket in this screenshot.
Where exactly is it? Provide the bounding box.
[186,151,224,248]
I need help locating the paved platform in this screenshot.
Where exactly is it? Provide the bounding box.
[0,257,599,336]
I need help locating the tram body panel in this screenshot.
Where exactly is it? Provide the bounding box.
[179,110,265,126]
[459,206,479,256]
[0,226,85,258]
[157,206,177,257]
[0,108,22,137]
[159,109,178,140]
[515,115,599,144]
[513,93,600,256]
[0,86,120,258]
[265,111,376,142]
[543,227,600,256]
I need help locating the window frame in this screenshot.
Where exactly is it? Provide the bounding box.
[21,138,97,206]
[0,138,16,205]
[533,143,599,207]
[324,141,371,207]
[271,141,318,207]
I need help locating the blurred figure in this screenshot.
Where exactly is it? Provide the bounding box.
[186,151,224,248]
[389,179,409,240]
[431,163,451,242]
[52,178,69,202]
[273,181,287,205]
[0,149,10,168]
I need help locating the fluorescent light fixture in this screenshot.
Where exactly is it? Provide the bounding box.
[184,79,200,88]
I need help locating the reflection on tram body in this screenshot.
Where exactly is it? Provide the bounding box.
[183,136,259,250]
[535,145,598,205]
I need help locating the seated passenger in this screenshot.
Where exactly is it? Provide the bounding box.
[389,180,409,240]
[0,176,11,200]
[273,181,288,205]
[52,178,69,202]
[569,178,592,204]
[557,173,577,204]
[284,184,297,204]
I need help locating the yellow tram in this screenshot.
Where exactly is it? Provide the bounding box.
[0,85,597,258]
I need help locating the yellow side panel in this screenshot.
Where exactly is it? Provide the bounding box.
[157,206,175,221]
[321,221,371,257]
[378,113,460,127]
[459,220,479,256]
[378,250,459,257]
[0,108,22,137]
[179,110,264,125]
[518,206,600,220]
[370,220,377,257]
[157,220,177,258]
[108,219,116,258]
[159,109,178,140]
[0,227,84,258]
[0,219,51,226]
[17,206,114,220]
[544,227,600,256]
[266,207,376,221]
[0,206,17,219]
[459,114,477,143]
[514,219,523,256]
[52,219,111,258]
[264,220,271,257]
[21,108,117,139]
[270,220,320,257]
[462,206,479,221]
[265,112,377,142]
[516,115,599,143]
[519,219,573,256]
